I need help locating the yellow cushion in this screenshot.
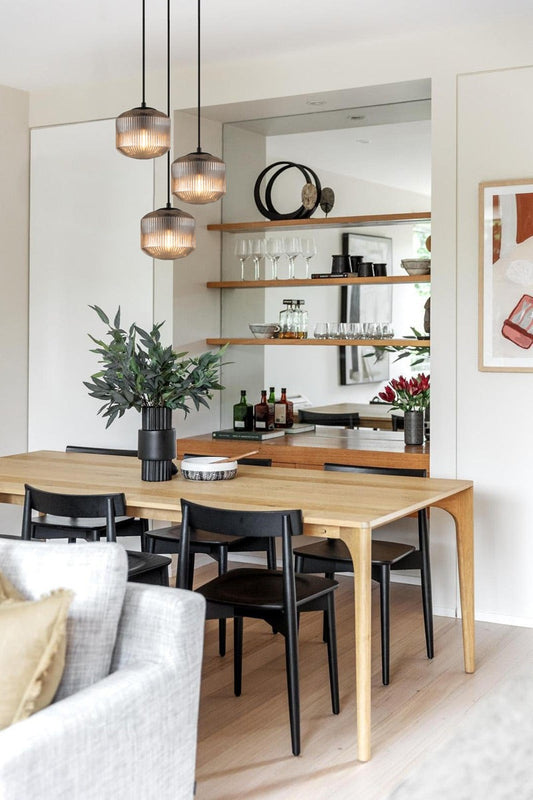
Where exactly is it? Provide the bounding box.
[0,570,73,730]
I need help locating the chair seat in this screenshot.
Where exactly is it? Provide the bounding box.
[147,525,241,548]
[31,513,139,536]
[197,567,337,610]
[126,551,171,583]
[293,537,415,566]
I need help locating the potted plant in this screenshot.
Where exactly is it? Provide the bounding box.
[378,373,430,445]
[84,305,226,481]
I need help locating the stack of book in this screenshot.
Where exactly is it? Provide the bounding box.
[212,424,315,441]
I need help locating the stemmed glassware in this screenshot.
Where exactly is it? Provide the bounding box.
[250,239,266,281]
[301,237,317,279]
[234,238,251,281]
[266,238,283,280]
[283,237,302,279]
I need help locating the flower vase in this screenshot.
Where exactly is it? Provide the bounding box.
[404,410,424,446]
[137,407,176,481]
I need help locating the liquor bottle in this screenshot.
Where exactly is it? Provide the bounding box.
[254,389,275,431]
[233,389,253,431]
[295,300,308,339]
[274,387,294,428]
[279,299,298,339]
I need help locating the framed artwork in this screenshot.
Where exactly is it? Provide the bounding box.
[340,232,393,385]
[479,179,533,371]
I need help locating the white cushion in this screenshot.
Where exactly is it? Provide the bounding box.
[0,540,127,699]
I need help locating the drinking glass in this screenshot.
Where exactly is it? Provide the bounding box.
[328,322,340,339]
[338,322,348,340]
[381,322,394,338]
[250,239,266,281]
[347,322,361,339]
[234,238,251,281]
[266,238,283,280]
[314,322,329,339]
[283,237,302,279]
[301,237,317,279]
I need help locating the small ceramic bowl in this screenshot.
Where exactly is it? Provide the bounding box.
[180,456,238,481]
[401,258,431,276]
[249,323,280,339]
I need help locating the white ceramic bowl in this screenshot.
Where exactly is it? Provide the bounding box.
[180,456,238,481]
[400,258,431,276]
[249,323,280,339]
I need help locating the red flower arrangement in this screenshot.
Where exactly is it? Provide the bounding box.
[378,373,430,412]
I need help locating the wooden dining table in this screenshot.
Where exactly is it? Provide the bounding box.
[0,449,474,762]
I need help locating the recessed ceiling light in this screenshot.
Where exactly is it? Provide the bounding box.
[348,115,365,121]
[356,138,371,144]
[306,99,327,106]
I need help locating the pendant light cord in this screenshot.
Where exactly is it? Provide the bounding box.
[166,0,171,207]
[196,0,201,153]
[141,0,146,107]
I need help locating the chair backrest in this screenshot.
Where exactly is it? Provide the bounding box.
[66,445,138,457]
[324,463,427,478]
[21,484,127,542]
[299,409,360,428]
[177,499,302,589]
[183,452,272,467]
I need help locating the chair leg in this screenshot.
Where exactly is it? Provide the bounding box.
[418,509,434,660]
[233,616,243,697]
[147,534,155,554]
[218,546,229,657]
[267,537,277,570]
[379,565,391,686]
[322,572,335,643]
[187,553,196,591]
[284,611,301,756]
[325,593,340,714]
[140,518,149,552]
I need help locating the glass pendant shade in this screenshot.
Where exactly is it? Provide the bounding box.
[116,106,171,159]
[140,206,196,259]
[171,150,226,204]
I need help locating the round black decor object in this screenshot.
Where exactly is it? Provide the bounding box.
[320,187,335,215]
[253,161,322,220]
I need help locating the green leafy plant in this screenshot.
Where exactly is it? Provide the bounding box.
[364,327,430,368]
[84,305,226,428]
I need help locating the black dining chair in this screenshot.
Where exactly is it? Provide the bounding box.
[298,409,360,429]
[22,484,171,585]
[145,454,277,656]
[293,463,433,685]
[177,499,339,756]
[27,445,150,548]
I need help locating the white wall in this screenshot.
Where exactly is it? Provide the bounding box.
[29,119,154,451]
[0,84,29,533]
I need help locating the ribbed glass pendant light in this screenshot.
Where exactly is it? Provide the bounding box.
[141,0,195,259]
[116,0,170,159]
[171,0,226,204]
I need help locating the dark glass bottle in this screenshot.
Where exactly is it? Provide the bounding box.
[254,389,275,431]
[274,387,294,428]
[233,389,253,431]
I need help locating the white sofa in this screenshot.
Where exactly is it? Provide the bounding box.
[0,539,205,800]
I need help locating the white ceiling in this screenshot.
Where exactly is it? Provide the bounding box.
[1,0,533,92]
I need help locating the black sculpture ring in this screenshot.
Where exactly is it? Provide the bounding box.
[254,161,322,220]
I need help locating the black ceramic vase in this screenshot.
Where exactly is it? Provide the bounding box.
[404,410,424,446]
[138,407,176,481]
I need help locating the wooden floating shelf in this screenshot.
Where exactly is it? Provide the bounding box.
[206,211,431,234]
[207,275,430,289]
[206,338,431,347]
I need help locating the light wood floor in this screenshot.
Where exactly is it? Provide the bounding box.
[192,562,533,800]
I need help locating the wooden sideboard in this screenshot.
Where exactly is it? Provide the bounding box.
[177,428,429,472]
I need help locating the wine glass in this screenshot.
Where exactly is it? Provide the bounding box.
[234,238,251,281]
[283,237,302,279]
[250,239,266,281]
[301,237,317,279]
[266,238,283,280]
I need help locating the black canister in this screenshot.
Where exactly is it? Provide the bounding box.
[358,262,373,277]
[350,255,364,275]
[373,262,387,276]
[331,254,351,274]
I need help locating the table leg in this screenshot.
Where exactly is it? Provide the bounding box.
[436,487,475,673]
[341,525,373,762]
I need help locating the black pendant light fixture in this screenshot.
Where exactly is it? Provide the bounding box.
[171,0,226,204]
[141,0,195,259]
[116,0,171,159]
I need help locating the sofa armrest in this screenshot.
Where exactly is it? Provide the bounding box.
[111,582,205,669]
[0,660,200,800]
